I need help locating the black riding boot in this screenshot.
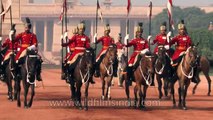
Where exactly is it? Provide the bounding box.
[132,54,142,70]
[113,58,118,77]
[67,63,76,84]
[191,66,199,83]
[61,62,67,80]
[127,66,134,86]
[36,59,43,81]
[94,60,101,77]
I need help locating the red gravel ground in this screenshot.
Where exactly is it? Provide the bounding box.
[0,69,212,120]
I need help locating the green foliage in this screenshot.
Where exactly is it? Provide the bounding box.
[147,6,213,61]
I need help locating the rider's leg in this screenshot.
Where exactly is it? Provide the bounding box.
[113,57,118,77]
[127,66,133,86]
[132,54,142,71]
[36,58,43,81]
[94,55,104,77]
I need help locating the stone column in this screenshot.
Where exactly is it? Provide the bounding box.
[44,21,48,52]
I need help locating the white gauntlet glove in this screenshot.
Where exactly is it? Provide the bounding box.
[124,34,129,45]
[147,35,152,42]
[27,45,36,51]
[93,33,97,43]
[167,31,172,43]
[140,48,149,55]
[9,30,14,41]
[164,45,170,50]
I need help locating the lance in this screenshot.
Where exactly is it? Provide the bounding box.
[95,0,99,57]
[148,1,152,51]
[0,0,3,50]
[61,1,65,77]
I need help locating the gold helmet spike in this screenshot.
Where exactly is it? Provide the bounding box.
[160,21,167,31]
[104,24,110,31]
[178,20,185,30]
[77,21,85,30]
[135,22,143,32]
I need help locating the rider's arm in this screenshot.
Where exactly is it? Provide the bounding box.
[169,36,178,46]
[32,34,38,47]
[62,35,76,47]
[152,35,158,45]
[85,36,91,49]
[96,36,103,44]
[2,39,9,48]
[125,39,135,47]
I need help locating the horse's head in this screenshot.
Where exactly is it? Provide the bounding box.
[157,45,167,64]
[25,50,38,80]
[141,52,155,74]
[82,48,95,70]
[106,44,117,63]
[185,45,198,67]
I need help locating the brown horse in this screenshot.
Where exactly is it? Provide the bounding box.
[99,44,117,100]
[155,46,173,99]
[125,52,155,109]
[192,56,212,96]
[171,46,198,110]
[68,48,95,111]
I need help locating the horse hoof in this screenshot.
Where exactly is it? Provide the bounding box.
[78,106,83,110]
[108,96,111,100]
[192,91,195,95]
[101,96,105,100]
[84,107,88,111]
[17,103,21,107]
[207,93,211,96]
[173,104,176,108]
[24,106,29,109]
[14,97,17,101]
[182,107,187,110]
[127,101,131,107]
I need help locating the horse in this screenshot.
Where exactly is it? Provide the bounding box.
[155,46,173,99]
[4,54,17,101]
[171,46,198,110]
[99,44,117,100]
[68,48,95,111]
[16,50,38,108]
[125,52,155,109]
[117,53,128,87]
[192,55,212,96]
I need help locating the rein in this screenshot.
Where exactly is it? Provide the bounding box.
[139,56,153,86]
[180,55,194,79]
[155,58,165,75]
[26,54,38,85]
[79,57,90,84]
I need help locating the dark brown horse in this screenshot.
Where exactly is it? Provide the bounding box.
[192,56,211,96]
[171,46,198,110]
[16,50,38,108]
[155,46,173,99]
[68,48,95,111]
[125,52,155,109]
[99,44,117,100]
[4,54,17,101]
